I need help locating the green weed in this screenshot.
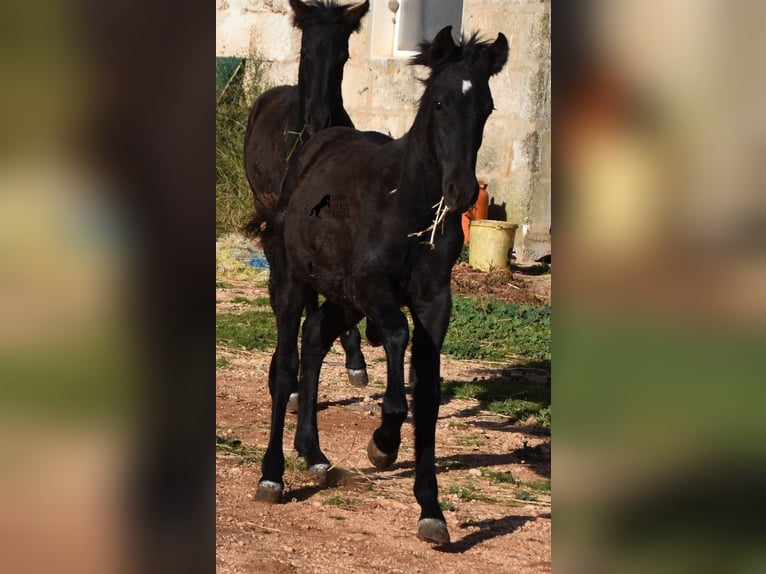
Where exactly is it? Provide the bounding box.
[520,479,551,493]
[440,500,457,512]
[443,297,550,364]
[232,295,271,306]
[441,371,550,430]
[484,469,518,484]
[216,52,272,236]
[447,483,479,501]
[323,493,358,508]
[454,434,484,448]
[216,356,231,368]
[216,310,277,350]
[216,434,263,465]
[447,420,470,430]
[515,491,538,502]
[488,399,551,427]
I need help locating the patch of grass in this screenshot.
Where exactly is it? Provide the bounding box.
[483,468,549,494]
[515,490,538,502]
[438,457,470,471]
[441,371,550,429]
[232,295,271,306]
[443,296,550,364]
[323,493,358,508]
[447,483,479,501]
[454,434,484,448]
[329,515,346,521]
[442,377,513,401]
[447,420,470,430]
[288,456,308,473]
[484,469,517,484]
[488,400,551,427]
[216,434,263,465]
[440,500,457,512]
[216,310,277,350]
[520,479,551,493]
[216,356,231,368]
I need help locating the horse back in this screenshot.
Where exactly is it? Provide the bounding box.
[244,85,301,227]
[280,128,411,300]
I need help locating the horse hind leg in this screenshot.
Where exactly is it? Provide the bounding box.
[294,300,353,485]
[255,269,304,504]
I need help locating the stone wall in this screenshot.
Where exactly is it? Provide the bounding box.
[216,0,551,261]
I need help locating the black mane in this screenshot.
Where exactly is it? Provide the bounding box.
[410,31,495,75]
[292,0,365,33]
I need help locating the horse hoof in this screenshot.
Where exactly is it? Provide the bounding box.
[417,518,450,545]
[347,368,368,388]
[308,463,331,485]
[286,392,299,414]
[255,480,283,504]
[366,437,398,469]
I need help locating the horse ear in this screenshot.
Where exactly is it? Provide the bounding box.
[483,33,509,76]
[415,25,459,70]
[342,1,370,33]
[289,0,314,29]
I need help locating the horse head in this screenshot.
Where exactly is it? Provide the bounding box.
[290,0,370,135]
[412,26,508,214]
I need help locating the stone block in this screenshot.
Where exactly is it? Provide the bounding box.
[343,63,373,110]
[249,13,297,62]
[370,60,421,111]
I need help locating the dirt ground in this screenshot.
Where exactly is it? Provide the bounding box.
[216,268,551,573]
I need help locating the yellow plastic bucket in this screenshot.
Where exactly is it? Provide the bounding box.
[468,220,518,271]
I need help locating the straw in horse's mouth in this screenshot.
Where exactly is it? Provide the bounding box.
[407,197,449,248]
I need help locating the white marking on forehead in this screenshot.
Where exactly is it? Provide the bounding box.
[462,79,472,94]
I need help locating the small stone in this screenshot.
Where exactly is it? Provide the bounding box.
[468,468,482,477]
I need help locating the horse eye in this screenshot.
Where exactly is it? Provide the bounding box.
[433,100,443,111]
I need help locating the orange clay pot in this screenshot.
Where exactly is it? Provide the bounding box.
[461,180,489,244]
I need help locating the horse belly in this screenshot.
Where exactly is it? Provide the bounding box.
[283,199,355,299]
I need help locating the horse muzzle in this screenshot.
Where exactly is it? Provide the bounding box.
[442,176,479,214]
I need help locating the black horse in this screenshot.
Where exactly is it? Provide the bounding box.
[244,0,374,402]
[256,26,509,545]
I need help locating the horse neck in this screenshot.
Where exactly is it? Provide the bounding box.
[397,118,443,218]
[296,72,352,129]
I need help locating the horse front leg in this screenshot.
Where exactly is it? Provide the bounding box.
[409,291,452,544]
[364,304,410,470]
